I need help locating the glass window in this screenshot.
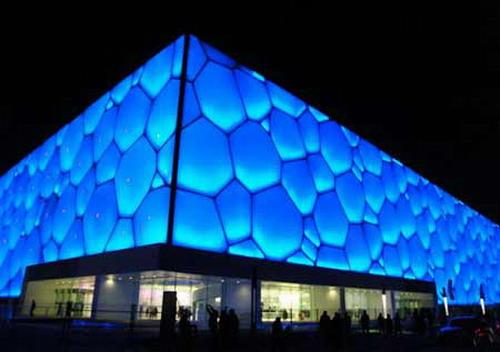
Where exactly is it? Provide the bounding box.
[260,281,340,323]
[345,287,389,322]
[394,291,434,319]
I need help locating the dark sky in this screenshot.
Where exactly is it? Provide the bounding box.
[0,4,498,223]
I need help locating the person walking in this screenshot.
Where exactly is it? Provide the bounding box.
[29,299,36,317]
[360,310,370,334]
[206,304,219,351]
[319,311,330,350]
[377,313,385,334]
[271,317,283,352]
[385,314,393,337]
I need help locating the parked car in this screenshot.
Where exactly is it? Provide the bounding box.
[438,315,495,348]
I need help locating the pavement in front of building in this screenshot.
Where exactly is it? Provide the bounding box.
[0,320,498,352]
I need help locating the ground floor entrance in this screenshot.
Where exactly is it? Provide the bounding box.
[21,269,435,330]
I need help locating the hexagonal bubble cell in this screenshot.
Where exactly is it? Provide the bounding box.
[157,137,175,185]
[93,107,118,161]
[282,160,317,215]
[364,223,383,261]
[83,93,109,135]
[114,87,151,152]
[106,218,135,252]
[302,238,317,262]
[234,69,271,121]
[42,240,58,263]
[317,246,349,271]
[59,220,85,260]
[38,135,57,171]
[396,196,416,238]
[111,75,132,104]
[270,109,306,160]
[378,201,400,245]
[182,82,201,126]
[230,121,281,192]
[70,137,93,185]
[304,217,321,247]
[60,117,84,172]
[215,181,251,244]
[287,252,314,266]
[252,186,303,261]
[397,237,410,271]
[314,192,348,247]
[147,79,179,149]
[186,35,207,81]
[194,62,245,132]
[140,42,174,98]
[174,190,226,252]
[298,110,320,153]
[228,239,264,259]
[345,225,371,272]
[178,118,233,196]
[96,144,121,184]
[320,121,352,175]
[381,161,400,203]
[336,172,365,223]
[52,185,76,244]
[267,81,306,117]
[83,182,118,255]
[115,137,156,216]
[133,187,170,246]
[358,139,382,176]
[307,154,334,193]
[76,169,95,216]
[382,246,402,277]
[363,173,385,214]
[202,42,236,67]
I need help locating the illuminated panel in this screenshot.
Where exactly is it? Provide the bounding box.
[0,35,499,305]
[172,35,500,305]
[0,36,184,297]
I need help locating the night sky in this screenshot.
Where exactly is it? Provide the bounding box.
[0,5,497,223]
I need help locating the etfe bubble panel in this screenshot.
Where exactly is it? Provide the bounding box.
[0,35,499,305]
[0,37,185,297]
[172,36,500,305]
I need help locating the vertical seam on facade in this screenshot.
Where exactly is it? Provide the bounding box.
[166,34,190,246]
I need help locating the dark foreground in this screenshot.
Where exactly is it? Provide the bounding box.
[0,321,498,352]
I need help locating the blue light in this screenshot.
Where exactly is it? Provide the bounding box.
[396,197,416,238]
[298,110,320,153]
[359,140,382,176]
[378,202,399,245]
[83,183,118,255]
[287,252,313,266]
[114,87,151,152]
[314,192,348,247]
[60,118,84,172]
[381,162,400,203]
[157,138,175,184]
[336,172,365,223]
[267,82,306,117]
[235,69,271,121]
[83,93,109,134]
[345,225,371,272]
[133,187,170,246]
[383,246,402,277]
[282,160,317,215]
[96,144,121,184]
[194,62,245,131]
[252,186,303,261]
[230,122,281,192]
[110,75,132,104]
[228,239,264,259]
[76,169,95,216]
[52,185,76,244]
[320,121,352,175]
[317,247,349,271]
[307,154,335,192]
[186,36,207,81]
[216,181,251,243]
[146,79,179,149]
[270,109,306,160]
[93,107,118,161]
[70,137,93,185]
[178,118,233,195]
[364,223,383,260]
[140,44,174,98]
[173,190,227,252]
[202,42,236,67]
[59,220,85,260]
[182,83,201,126]
[115,137,156,216]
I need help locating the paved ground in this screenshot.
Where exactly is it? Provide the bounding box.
[0,320,498,351]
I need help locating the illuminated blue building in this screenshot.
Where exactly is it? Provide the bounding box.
[0,35,498,324]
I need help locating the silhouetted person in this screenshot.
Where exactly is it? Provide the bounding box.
[360,310,370,334]
[206,304,219,351]
[219,308,230,349]
[377,313,384,334]
[344,312,351,336]
[394,312,402,335]
[29,299,36,317]
[271,317,283,352]
[331,312,343,351]
[178,307,192,352]
[65,301,73,318]
[282,309,288,322]
[228,309,239,348]
[56,302,63,317]
[385,314,393,337]
[319,311,330,349]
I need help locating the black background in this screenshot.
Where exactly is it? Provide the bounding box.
[0,4,497,222]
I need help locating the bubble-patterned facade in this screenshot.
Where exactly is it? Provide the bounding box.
[0,35,499,305]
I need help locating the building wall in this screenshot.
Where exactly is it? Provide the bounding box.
[0,35,499,304]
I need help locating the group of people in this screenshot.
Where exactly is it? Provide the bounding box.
[318,311,352,350]
[206,304,240,351]
[358,308,435,337]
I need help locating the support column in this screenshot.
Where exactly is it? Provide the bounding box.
[390,290,396,317]
[90,275,102,319]
[250,267,257,333]
[339,287,346,314]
